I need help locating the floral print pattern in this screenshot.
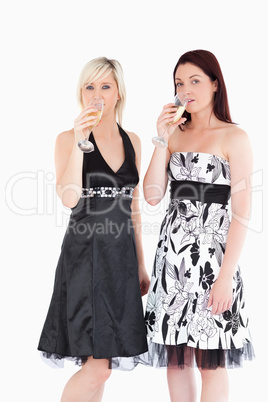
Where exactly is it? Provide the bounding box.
[145,152,252,351]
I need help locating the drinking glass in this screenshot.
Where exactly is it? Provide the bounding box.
[152,93,188,148]
[77,97,104,153]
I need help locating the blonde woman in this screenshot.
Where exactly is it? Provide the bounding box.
[38,57,149,401]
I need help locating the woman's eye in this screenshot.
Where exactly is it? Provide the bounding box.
[192,80,199,84]
[85,84,110,90]
[176,83,183,87]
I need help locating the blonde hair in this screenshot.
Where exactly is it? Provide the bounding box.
[76,57,126,126]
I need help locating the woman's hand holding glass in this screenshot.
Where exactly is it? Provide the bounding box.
[75,97,103,153]
[152,93,188,148]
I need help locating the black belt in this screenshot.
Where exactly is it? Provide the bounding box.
[170,181,231,204]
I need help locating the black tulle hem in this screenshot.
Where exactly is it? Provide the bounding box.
[39,350,146,370]
[40,339,255,371]
[111,340,255,371]
[40,352,90,368]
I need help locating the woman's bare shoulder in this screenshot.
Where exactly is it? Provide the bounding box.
[124,129,141,151]
[55,128,74,151]
[54,128,75,166]
[56,128,74,143]
[224,124,250,146]
[224,124,252,162]
[125,129,140,143]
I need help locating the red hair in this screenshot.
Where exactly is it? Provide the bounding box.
[173,50,233,124]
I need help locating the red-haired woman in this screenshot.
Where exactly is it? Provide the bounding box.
[143,50,255,402]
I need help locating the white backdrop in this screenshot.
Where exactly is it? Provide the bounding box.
[1,0,267,401]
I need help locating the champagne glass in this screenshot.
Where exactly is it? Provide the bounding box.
[152,93,188,148]
[78,97,104,153]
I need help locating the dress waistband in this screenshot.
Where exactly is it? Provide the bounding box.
[81,186,134,199]
[170,181,231,204]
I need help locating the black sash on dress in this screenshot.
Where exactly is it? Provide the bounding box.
[170,180,231,204]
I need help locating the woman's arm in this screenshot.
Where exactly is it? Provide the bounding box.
[208,127,253,315]
[55,131,83,208]
[55,105,100,208]
[127,131,150,296]
[143,104,186,205]
[143,146,171,206]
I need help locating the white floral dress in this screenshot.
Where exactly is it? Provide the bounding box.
[144,152,254,369]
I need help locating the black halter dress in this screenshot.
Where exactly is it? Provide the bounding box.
[38,126,148,367]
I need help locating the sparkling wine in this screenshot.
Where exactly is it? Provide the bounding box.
[88,109,102,128]
[78,97,103,153]
[171,105,186,124]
